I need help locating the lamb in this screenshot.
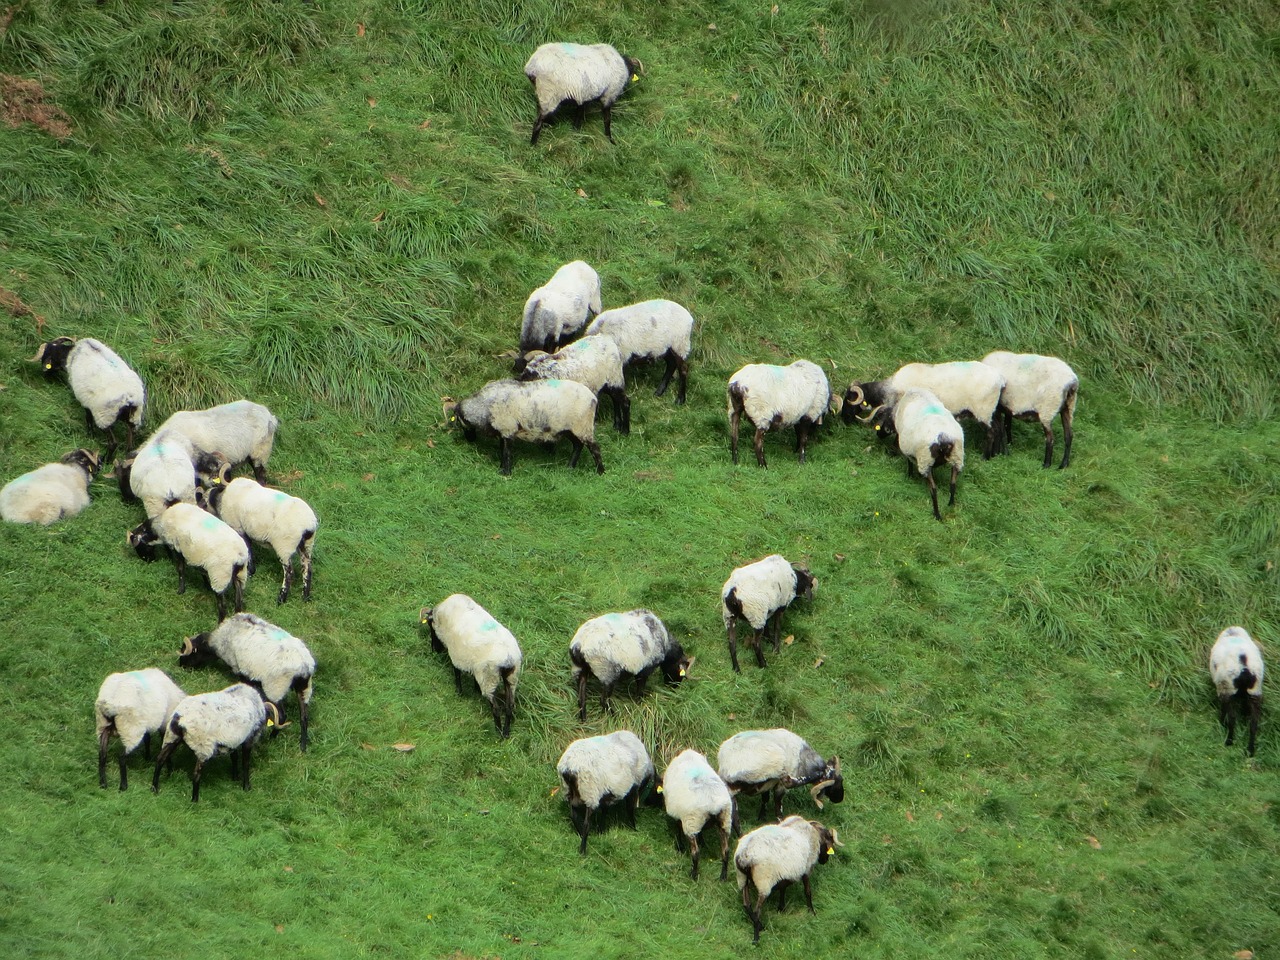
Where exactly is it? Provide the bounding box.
[420,594,523,739]
[519,334,630,434]
[95,668,187,791]
[586,299,695,404]
[867,387,965,522]
[156,400,279,483]
[657,748,734,880]
[127,501,250,621]
[524,43,642,145]
[556,730,655,854]
[444,379,604,475]
[735,815,840,944]
[151,683,279,802]
[722,555,816,672]
[845,360,1006,459]
[516,260,603,360]
[203,466,318,603]
[32,337,146,460]
[717,729,844,824]
[1209,626,1264,756]
[0,448,99,525]
[569,609,692,720]
[179,613,316,751]
[980,350,1080,469]
[727,360,839,467]
[117,429,200,518]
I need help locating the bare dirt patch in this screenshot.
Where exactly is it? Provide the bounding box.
[1,73,73,140]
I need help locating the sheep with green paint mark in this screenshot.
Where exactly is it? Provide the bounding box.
[128,501,249,620]
[569,609,691,720]
[0,448,99,525]
[420,594,522,738]
[95,668,187,790]
[867,387,965,522]
[727,360,840,467]
[658,748,734,880]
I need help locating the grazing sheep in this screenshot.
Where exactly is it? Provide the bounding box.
[556,730,655,854]
[32,337,146,460]
[867,387,965,522]
[420,595,523,739]
[586,299,695,404]
[524,43,642,144]
[203,467,317,604]
[157,400,278,483]
[1210,626,1264,756]
[517,260,603,360]
[658,749,734,880]
[735,816,840,944]
[728,361,840,467]
[95,668,187,791]
[151,683,279,802]
[0,448,99,525]
[118,430,200,518]
[445,379,604,475]
[569,609,692,720]
[179,613,316,751]
[717,729,844,824]
[845,360,1005,459]
[980,350,1079,469]
[128,501,250,621]
[722,555,816,672]
[519,334,631,434]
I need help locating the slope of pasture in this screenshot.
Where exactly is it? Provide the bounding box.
[1,1,1278,958]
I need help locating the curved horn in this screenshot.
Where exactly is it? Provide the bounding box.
[180,637,195,656]
[832,755,841,775]
[831,827,845,848]
[846,384,864,408]
[810,779,835,808]
[856,403,886,424]
[264,702,281,726]
[29,344,46,363]
[419,606,432,626]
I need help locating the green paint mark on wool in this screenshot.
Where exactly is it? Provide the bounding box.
[201,515,219,530]
[273,490,289,501]
[126,671,151,688]
[923,404,947,416]
[480,619,499,632]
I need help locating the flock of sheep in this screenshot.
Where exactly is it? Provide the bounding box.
[0,37,1267,945]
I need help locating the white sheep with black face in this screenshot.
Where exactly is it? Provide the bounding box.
[865,387,965,522]
[178,613,316,751]
[157,400,278,483]
[658,748,734,880]
[569,609,692,720]
[151,683,279,802]
[556,730,655,854]
[519,334,630,434]
[1210,626,1264,756]
[722,555,816,672]
[734,815,840,944]
[95,668,187,791]
[128,502,250,621]
[717,729,844,825]
[118,429,200,518]
[0,448,99,525]
[517,260,603,359]
[33,337,146,460]
[420,595,523,739]
[586,299,695,404]
[980,350,1079,469]
[445,379,604,476]
[727,361,839,467]
[524,43,642,145]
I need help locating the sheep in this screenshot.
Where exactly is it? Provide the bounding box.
[569,609,692,720]
[32,337,146,461]
[844,360,1006,459]
[117,430,200,518]
[95,668,187,791]
[203,467,317,604]
[151,683,279,802]
[178,613,316,751]
[657,748,734,880]
[516,260,603,360]
[157,400,279,483]
[1209,626,1264,756]
[980,350,1080,469]
[420,595,523,739]
[127,501,250,621]
[735,815,840,944]
[722,555,816,672]
[727,360,839,467]
[717,729,844,825]
[866,387,965,522]
[556,730,655,854]
[524,43,642,145]
[586,299,695,404]
[0,448,99,525]
[519,334,631,434]
[444,379,604,476]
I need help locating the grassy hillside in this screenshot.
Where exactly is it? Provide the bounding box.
[2,1,1278,958]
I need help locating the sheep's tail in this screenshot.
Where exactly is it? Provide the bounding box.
[568,644,588,677]
[930,438,955,466]
[500,664,517,714]
[562,770,581,806]
[1235,656,1259,696]
[723,586,745,626]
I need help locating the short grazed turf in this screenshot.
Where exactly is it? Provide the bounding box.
[1,1,1277,957]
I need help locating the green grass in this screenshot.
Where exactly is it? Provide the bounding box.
[2,0,1279,957]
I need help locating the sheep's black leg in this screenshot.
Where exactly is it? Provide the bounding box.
[278,557,294,605]
[676,357,688,404]
[98,726,112,789]
[241,537,256,576]
[216,589,228,623]
[983,421,999,460]
[230,749,240,780]
[576,670,589,721]
[949,464,959,507]
[568,436,584,468]
[753,630,767,668]
[453,666,465,696]
[626,786,640,829]
[689,831,701,879]
[776,879,790,911]
[757,793,769,820]
[602,104,615,143]
[118,746,130,791]
[730,408,742,465]
[753,428,768,468]
[499,437,514,476]
[300,534,314,601]
[718,818,730,880]
[241,744,252,791]
[770,611,784,654]
[233,563,246,615]
[586,440,605,474]
[1042,420,1055,468]
[926,469,943,522]
[299,697,310,752]
[491,696,504,737]
[656,350,677,397]
[601,682,615,715]
[576,806,591,855]
[174,554,187,594]
[253,461,268,484]
[751,892,765,944]
[795,422,810,463]
[152,738,179,793]
[142,731,151,761]
[125,418,136,454]
[531,113,546,145]
[728,621,741,673]
[190,758,204,802]
[103,423,119,464]
[1003,406,1014,448]
[1247,695,1261,757]
[606,386,630,434]
[803,873,816,913]
[573,103,586,130]
[1059,398,1075,469]
[1219,693,1236,745]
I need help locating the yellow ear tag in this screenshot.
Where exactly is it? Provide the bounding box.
[826,847,834,855]
[874,425,881,431]
[266,719,274,727]
[44,363,52,370]
[656,784,663,793]
[678,668,686,677]
[631,74,639,82]
[450,416,456,422]
[862,402,870,409]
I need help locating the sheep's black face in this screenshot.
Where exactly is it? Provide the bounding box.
[623,56,642,85]
[843,379,892,424]
[36,338,74,378]
[794,569,816,602]
[177,633,217,669]
[868,406,897,439]
[128,522,160,562]
[815,826,838,864]
[820,773,845,806]
[661,647,692,685]
[64,448,101,477]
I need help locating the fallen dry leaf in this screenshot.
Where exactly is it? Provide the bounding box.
[276,925,285,934]
[708,22,717,31]
[727,712,737,721]
[356,22,365,37]
[905,810,915,823]
[426,439,436,448]
[392,743,416,753]
[372,210,385,223]
[782,634,795,646]
[491,533,501,540]
[362,473,375,482]
[834,553,846,561]
[283,866,294,872]
[276,469,304,483]
[549,786,560,798]
[934,811,943,820]
[1086,835,1102,849]
[361,743,376,751]
[367,97,378,108]
[314,193,327,208]
[1234,951,1254,959]
[418,119,431,129]
[813,657,824,668]
[576,187,588,198]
